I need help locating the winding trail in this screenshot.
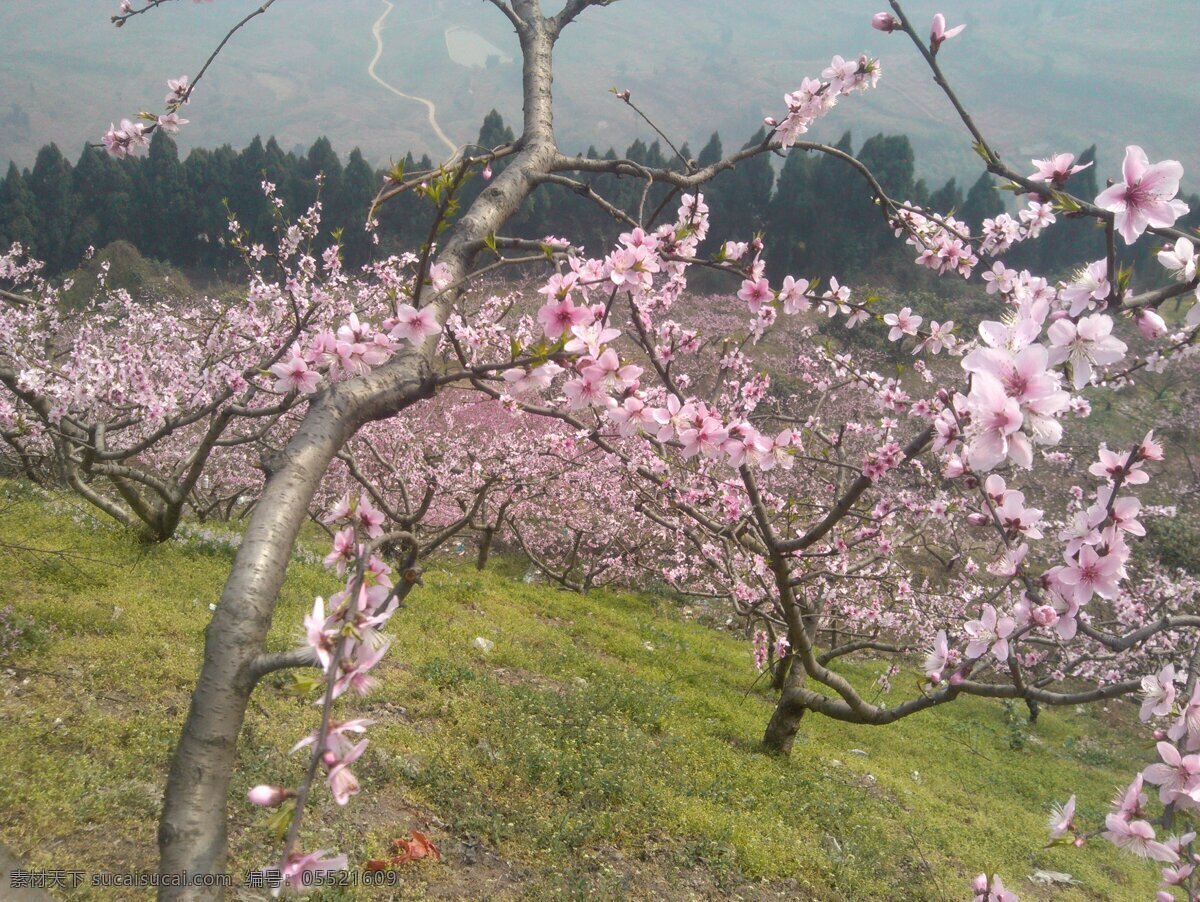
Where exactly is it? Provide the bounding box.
[368,0,459,158]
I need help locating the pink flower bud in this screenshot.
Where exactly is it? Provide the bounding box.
[1136,309,1167,339]
[482,163,493,181]
[247,785,292,808]
[323,750,338,768]
[872,12,900,32]
[762,116,779,127]
[1154,728,1168,741]
[936,387,951,404]
[972,873,989,893]
[966,512,989,527]
[1031,605,1059,628]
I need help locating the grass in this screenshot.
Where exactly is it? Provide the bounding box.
[0,482,1164,899]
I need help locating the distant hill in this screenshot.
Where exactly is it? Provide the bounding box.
[1,0,1197,187]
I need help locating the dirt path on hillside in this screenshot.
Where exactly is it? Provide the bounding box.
[368,0,460,159]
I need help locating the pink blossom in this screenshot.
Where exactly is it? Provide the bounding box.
[390,304,442,344]
[1046,314,1127,390]
[269,356,320,395]
[1048,795,1075,840]
[929,13,965,51]
[778,275,811,314]
[1095,145,1189,244]
[156,112,188,134]
[680,416,729,460]
[1143,741,1200,806]
[965,374,1025,471]
[1103,814,1178,862]
[1158,236,1197,282]
[738,277,773,313]
[964,604,1015,661]
[327,737,368,805]
[304,597,334,673]
[1168,686,1200,750]
[355,495,385,539]
[924,629,949,682]
[1029,153,1092,184]
[1058,544,1123,605]
[883,307,922,341]
[536,297,592,340]
[502,362,562,397]
[1140,664,1177,722]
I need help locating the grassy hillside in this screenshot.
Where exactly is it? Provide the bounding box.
[0,483,1163,899]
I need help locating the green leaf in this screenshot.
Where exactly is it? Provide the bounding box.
[266,799,296,841]
[283,672,324,696]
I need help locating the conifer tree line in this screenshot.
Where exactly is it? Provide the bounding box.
[3,108,1194,281]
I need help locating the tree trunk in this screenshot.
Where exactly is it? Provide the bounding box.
[762,663,808,755]
[155,12,562,893]
[476,527,494,571]
[156,385,393,897]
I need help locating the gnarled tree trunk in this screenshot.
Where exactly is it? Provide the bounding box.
[156,5,570,895]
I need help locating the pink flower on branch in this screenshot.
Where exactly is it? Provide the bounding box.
[389,304,442,345]
[929,13,965,52]
[1028,153,1092,185]
[963,603,1015,661]
[1095,145,1189,244]
[871,12,899,32]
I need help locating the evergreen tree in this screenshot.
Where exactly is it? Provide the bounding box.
[336,148,378,268]
[704,128,773,252]
[802,130,856,273]
[765,147,813,279]
[71,145,135,255]
[27,143,77,271]
[184,145,237,268]
[0,162,40,256]
[140,131,189,261]
[851,133,916,268]
[960,171,1005,231]
[928,176,963,215]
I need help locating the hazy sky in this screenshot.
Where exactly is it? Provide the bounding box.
[1,1,1197,188]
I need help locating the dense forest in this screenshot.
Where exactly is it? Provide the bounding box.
[2,109,1196,285]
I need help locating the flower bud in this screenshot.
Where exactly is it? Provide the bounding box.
[966,512,989,527]
[1031,605,1059,628]
[872,12,900,32]
[1136,309,1168,340]
[247,785,292,808]
[1153,728,1168,741]
[972,873,989,893]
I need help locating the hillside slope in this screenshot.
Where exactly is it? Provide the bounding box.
[0,484,1162,899]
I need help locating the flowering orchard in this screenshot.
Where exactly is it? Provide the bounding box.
[2,0,1199,898]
